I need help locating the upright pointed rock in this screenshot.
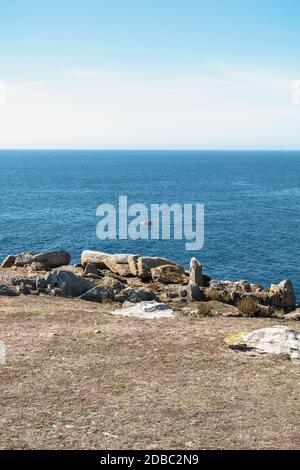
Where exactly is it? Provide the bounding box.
[189,257,203,286]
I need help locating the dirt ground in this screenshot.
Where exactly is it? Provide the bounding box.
[0,296,299,450]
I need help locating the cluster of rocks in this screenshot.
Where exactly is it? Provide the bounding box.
[0,248,298,319]
[204,279,296,313]
[1,250,71,271]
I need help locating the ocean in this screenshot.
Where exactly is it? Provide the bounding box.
[0,150,299,300]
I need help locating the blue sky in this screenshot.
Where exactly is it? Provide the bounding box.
[0,0,300,148]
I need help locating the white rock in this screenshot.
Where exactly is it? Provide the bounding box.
[112,300,175,319]
[226,326,300,364]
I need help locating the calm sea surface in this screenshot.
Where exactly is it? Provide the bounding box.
[0,150,299,300]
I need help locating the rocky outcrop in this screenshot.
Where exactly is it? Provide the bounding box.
[112,301,175,319]
[187,283,205,301]
[103,254,134,277]
[135,256,183,280]
[119,287,156,303]
[1,248,297,316]
[187,257,205,300]
[225,326,300,363]
[96,276,125,291]
[80,285,156,303]
[40,270,94,297]
[31,250,71,269]
[56,265,84,275]
[1,250,70,269]
[189,257,203,286]
[81,250,110,268]
[268,280,296,312]
[81,251,136,276]
[150,264,187,284]
[79,286,114,302]
[205,279,296,313]
[79,275,126,303]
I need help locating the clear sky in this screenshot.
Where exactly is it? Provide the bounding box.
[0,0,300,149]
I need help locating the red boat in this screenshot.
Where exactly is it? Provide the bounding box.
[140,220,152,226]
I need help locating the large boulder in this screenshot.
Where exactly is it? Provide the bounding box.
[0,255,16,269]
[55,265,84,275]
[43,270,94,297]
[79,286,114,302]
[31,250,71,269]
[268,280,296,312]
[225,326,300,364]
[119,287,156,303]
[7,249,70,269]
[134,256,184,280]
[112,300,175,319]
[103,254,134,277]
[162,284,188,300]
[189,257,203,286]
[187,282,205,301]
[81,250,110,268]
[81,250,136,276]
[96,276,125,291]
[79,279,153,304]
[150,264,187,285]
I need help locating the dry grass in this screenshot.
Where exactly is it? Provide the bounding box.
[0,296,299,450]
[237,298,265,317]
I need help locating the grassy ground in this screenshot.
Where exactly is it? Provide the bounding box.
[0,296,299,450]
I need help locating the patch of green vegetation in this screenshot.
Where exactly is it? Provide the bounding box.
[206,289,232,304]
[206,289,223,301]
[237,298,267,317]
[171,301,185,312]
[273,309,285,319]
[196,304,213,317]
[101,297,114,305]
[178,303,212,317]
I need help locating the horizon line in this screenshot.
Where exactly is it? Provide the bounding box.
[0,148,299,152]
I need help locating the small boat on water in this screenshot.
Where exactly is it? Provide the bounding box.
[140,220,153,226]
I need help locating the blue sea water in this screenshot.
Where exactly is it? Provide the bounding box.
[0,150,299,300]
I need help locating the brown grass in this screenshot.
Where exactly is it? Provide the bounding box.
[0,296,299,450]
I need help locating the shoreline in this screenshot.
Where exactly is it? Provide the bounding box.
[0,249,298,319]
